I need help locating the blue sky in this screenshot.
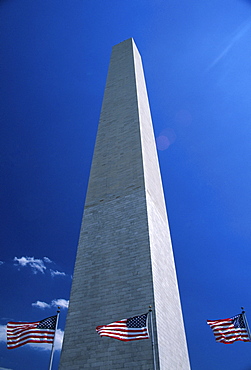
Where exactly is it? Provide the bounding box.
[1,0,251,369]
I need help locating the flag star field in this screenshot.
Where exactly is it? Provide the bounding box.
[37,316,57,330]
[127,314,148,328]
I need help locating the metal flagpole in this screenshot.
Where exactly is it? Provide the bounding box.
[241,307,251,341]
[148,306,157,370]
[48,307,60,370]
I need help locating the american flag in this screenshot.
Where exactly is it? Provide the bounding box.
[207,313,250,344]
[96,313,149,341]
[7,315,57,349]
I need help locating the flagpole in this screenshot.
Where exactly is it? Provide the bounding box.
[48,307,60,370]
[241,307,251,341]
[149,306,157,370]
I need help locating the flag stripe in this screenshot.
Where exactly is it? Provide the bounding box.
[207,313,250,344]
[7,332,55,343]
[7,329,55,337]
[96,314,149,342]
[97,333,149,342]
[7,315,57,349]
[97,329,148,337]
[8,338,54,349]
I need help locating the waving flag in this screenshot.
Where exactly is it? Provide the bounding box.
[96,313,149,341]
[207,313,250,344]
[7,315,57,349]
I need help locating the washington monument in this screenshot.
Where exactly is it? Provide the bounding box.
[59,38,190,369]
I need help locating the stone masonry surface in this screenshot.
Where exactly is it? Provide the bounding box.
[59,38,190,369]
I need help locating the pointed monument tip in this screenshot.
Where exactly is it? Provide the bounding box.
[114,38,136,47]
[112,38,140,55]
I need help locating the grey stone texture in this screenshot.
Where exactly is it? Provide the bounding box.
[59,38,190,369]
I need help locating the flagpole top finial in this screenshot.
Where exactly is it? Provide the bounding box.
[57,306,60,313]
[149,305,152,312]
[241,307,245,313]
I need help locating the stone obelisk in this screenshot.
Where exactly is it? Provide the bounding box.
[59,38,190,369]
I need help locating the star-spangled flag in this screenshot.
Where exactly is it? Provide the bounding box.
[96,313,149,341]
[7,315,57,349]
[207,313,250,344]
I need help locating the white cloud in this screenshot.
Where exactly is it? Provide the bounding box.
[52,299,69,309]
[0,367,13,370]
[0,261,4,266]
[54,328,64,351]
[32,298,69,310]
[14,256,46,274]
[13,256,68,278]
[32,301,50,309]
[50,269,66,277]
[43,257,52,264]
[0,324,6,343]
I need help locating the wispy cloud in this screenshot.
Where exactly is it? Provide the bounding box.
[0,261,4,266]
[13,256,67,277]
[32,301,51,309]
[51,299,69,309]
[208,18,251,70]
[43,257,52,264]
[14,257,46,274]
[50,269,66,278]
[32,298,69,310]
[0,324,63,351]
